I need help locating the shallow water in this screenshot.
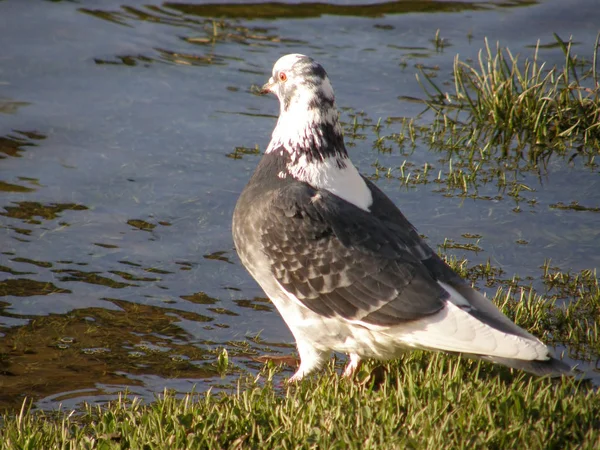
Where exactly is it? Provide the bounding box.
[1,0,599,411]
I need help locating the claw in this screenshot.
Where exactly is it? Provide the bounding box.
[342,353,362,378]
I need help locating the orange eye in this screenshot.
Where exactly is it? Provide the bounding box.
[278,72,287,82]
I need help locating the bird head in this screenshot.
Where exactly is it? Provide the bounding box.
[262,54,345,163]
[261,54,335,113]
[258,54,372,210]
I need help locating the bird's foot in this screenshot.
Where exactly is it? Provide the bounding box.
[284,341,330,383]
[342,353,362,378]
[287,370,305,383]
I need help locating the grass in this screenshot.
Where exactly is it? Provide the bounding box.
[1,264,599,449]
[418,34,600,164]
[358,34,600,200]
[1,361,598,449]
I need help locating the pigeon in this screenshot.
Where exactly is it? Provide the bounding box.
[232,54,571,381]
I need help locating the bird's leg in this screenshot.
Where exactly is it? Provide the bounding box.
[342,353,362,378]
[287,340,329,383]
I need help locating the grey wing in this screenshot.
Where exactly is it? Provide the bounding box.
[363,177,466,286]
[259,184,448,326]
[363,178,558,342]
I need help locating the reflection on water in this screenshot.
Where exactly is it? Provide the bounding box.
[0,99,31,115]
[0,278,71,297]
[0,300,217,410]
[166,1,495,19]
[0,130,45,159]
[83,5,303,67]
[2,201,88,223]
[0,0,599,411]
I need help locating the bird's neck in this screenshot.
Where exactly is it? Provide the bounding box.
[264,102,373,212]
[266,102,348,164]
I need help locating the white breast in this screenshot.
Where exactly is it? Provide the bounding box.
[288,155,373,211]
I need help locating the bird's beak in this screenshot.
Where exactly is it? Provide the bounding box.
[260,77,275,95]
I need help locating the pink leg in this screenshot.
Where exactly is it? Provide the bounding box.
[342,353,362,378]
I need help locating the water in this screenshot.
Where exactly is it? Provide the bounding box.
[1,0,599,411]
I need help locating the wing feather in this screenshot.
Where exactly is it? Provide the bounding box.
[258,183,447,325]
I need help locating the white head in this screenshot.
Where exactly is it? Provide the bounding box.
[261,54,336,113]
[260,54,373,211]
[261,54,343,162]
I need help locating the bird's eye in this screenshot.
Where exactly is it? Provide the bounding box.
[278,72,287,82]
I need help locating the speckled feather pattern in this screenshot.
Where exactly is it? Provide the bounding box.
[232,54,572,380]
[260,181,447,324]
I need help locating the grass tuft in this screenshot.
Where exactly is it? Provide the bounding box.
[418,34,600,165]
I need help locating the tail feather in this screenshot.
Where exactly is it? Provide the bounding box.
[478,354,574,377]
[451,283,539,341]
[440,283,575,377]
